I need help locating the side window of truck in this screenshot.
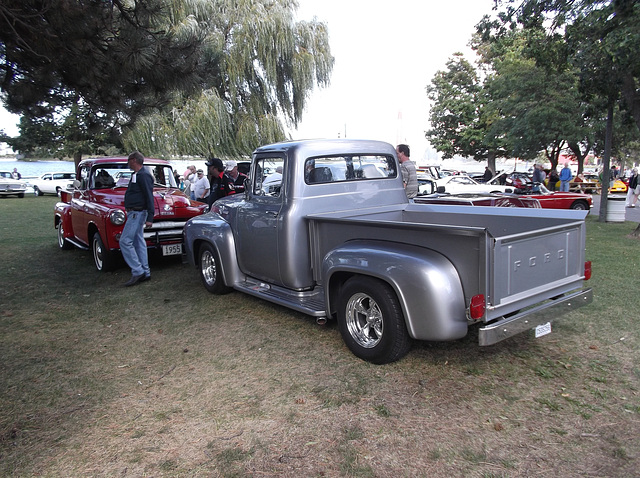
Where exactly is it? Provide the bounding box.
[305,154,397,184]
[253,156,285,197]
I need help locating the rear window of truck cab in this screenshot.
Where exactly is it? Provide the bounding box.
[305,155,397,184]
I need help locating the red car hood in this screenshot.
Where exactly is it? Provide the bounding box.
[90,187,206,217]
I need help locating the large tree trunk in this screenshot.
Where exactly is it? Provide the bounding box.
[487,151,497,175]
[73,151,82,170]
[545,140,563,171]
[598,102,614,223]
[621,74,640,133]
[568,141,590,176]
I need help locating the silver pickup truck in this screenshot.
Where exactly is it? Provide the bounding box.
[184,139,592,364]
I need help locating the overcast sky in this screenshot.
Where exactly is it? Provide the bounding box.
[292,0,496,162]
[1,0,496,161]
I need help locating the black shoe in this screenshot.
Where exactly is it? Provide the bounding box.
[124,274,145,287]
[140,274,151,282]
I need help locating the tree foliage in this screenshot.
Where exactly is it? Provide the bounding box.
[1,0,334,161]
[493,0,640,226]
[0,0,212,160]
[124,0,334,158]
[482,29,588,170]
[426,0,639,180]
[497,0,640,134]
[426,53,509,172]
[427,28,591,172]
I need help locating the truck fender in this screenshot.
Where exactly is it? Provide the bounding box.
[54,204,75,245]
[54,203,71,230]
[322,241,468,341]
[184,215,242,287]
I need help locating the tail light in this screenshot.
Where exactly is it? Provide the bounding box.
[584,261,592,280]
[469,294,485,320]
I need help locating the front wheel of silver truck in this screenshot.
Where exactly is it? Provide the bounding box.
[199,242,232,294]
[337,276,411,364]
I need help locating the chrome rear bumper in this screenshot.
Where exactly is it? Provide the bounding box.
[478,288,593,346]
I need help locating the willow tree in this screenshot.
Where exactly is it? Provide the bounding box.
[124,0,334,158]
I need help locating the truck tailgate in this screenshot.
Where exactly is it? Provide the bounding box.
[490,220,586,313]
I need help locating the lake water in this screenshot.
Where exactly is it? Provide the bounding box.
[0,158,76,179]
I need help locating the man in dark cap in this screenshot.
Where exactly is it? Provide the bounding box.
[206,157,234,206]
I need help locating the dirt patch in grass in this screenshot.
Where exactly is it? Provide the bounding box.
[1,198,639,476]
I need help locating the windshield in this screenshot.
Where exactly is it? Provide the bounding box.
[90,164,177,189]
[536,183,551,194]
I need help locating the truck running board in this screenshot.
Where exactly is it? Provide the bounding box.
[64,236,89,251]
[235,279,327,317]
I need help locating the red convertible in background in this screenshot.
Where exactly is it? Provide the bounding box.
[507,183,593,210]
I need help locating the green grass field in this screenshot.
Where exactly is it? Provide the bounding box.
[1,195,639,477]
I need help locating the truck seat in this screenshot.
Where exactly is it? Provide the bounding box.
[309,167,333,184]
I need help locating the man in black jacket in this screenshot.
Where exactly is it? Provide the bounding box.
[121,151,155,286]
[206,157,234,206]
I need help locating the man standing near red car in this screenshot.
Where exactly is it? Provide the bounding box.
[121,151,154,286]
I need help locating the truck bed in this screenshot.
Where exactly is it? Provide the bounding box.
[307,203,588,320]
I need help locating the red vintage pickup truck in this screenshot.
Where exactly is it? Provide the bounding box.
[55,157,207,271]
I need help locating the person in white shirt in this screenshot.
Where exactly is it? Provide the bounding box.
[192,169,210,201]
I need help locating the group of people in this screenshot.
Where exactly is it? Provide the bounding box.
[540,164,572,192]
[181,158,247,206]
[396,147,579,198]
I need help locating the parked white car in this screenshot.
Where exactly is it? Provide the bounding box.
[31,172,75,196]
[0,171,27,198]
[435,175,515,194]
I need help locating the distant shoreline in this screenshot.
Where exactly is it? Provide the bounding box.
[0,155,74,162]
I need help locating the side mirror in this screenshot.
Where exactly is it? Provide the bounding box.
[73,179,81,189]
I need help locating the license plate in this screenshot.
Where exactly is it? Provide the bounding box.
[535,322,552,338]
[162,244,182,256]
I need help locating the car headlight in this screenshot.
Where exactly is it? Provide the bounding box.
[109,209,126,226]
